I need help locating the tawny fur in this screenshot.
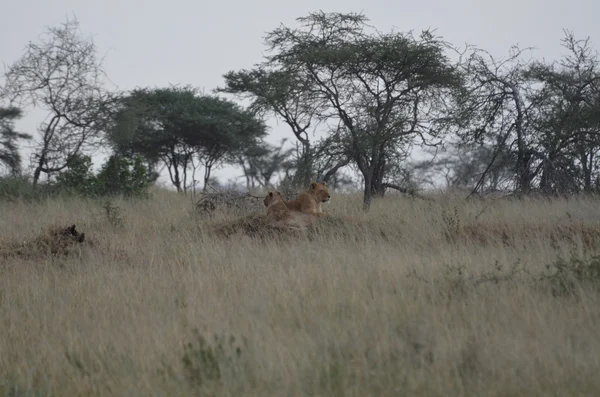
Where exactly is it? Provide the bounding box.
[283,181,331,216]
[264,191,316,228]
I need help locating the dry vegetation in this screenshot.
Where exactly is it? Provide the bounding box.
[2,188,600,396]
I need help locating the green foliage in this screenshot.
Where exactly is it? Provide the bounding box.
[223,11,463,208]
[109,86,267,192]
[219,66,319,186]
[54,153,149,198]
[55,155,96,196]
[95,155,149,198]
[0,177,58,202]
[0,107,31,177]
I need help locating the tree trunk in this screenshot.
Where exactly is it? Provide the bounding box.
[294,142,313,187]
[370,157,386,197]
[32,166,43,186]
[203,164,213,191]
[172,166,182,193]
[580,148,592,192]
[510,83,532,195]
[32,152,47,187]
[539,159,551,193]
[362,167,374,211]
[515,149,532,195]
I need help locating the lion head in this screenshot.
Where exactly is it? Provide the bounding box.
[263,190,285,207]
[310,181,331,203]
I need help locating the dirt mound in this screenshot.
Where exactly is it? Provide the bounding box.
[0,224,88,260]
[213,214,308,239]
[212,213,398,242]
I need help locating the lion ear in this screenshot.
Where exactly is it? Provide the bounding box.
[311,181,318,189]
[321,181,326,187]
[268,192,273,197]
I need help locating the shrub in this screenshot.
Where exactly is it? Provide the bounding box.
[95,155,149,198]
[0,176,58,201]
[55,154,149,198]
[55,154,96,196]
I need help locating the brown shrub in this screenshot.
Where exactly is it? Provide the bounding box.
[212,213,399,242]
[212,214,307,239]
[0,224,87,260]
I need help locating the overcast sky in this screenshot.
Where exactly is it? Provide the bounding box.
[1,0,598,188]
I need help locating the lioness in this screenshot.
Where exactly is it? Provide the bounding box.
[283,181,330,216]
[263,190,316,228]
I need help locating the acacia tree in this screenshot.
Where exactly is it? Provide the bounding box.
[259,11,462,209]
[455,45,540,196]
[111,86,218,192]
[109,86,267,192]
[1,18,117,185]
[456,33,600,196]
[218,65,324,187]
[0,107,31,176]
[525,31,600,193]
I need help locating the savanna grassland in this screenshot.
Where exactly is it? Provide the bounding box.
[2,189,600,397]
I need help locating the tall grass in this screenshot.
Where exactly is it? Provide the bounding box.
[1,188,600,396]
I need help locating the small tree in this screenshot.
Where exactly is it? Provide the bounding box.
[1,17,117,186]
[55,153,149,197]
[0,106,31,176]
[95,155,149,197]
[54,154,96,196]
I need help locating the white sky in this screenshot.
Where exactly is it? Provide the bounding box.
[1,0,598,188]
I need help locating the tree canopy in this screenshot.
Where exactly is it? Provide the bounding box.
[108,86,268,192]
[229,11,463,208]
[1,17,116,185]
[0,107,31,176]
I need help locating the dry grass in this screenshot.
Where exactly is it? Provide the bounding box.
[2,188,600,396]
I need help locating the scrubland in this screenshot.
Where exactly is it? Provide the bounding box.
[2,188,600,397]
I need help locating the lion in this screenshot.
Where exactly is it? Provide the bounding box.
[283,181,331,216]
[263,190,316,228]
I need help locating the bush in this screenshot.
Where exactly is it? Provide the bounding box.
[95,155,149,198]
[0,176,58,201]
[0,154,150,201]
[55,154,150,198]
[55,155,96,196]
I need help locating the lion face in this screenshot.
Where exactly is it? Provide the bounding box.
[263,190,285,207]
[310,181,331,203]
